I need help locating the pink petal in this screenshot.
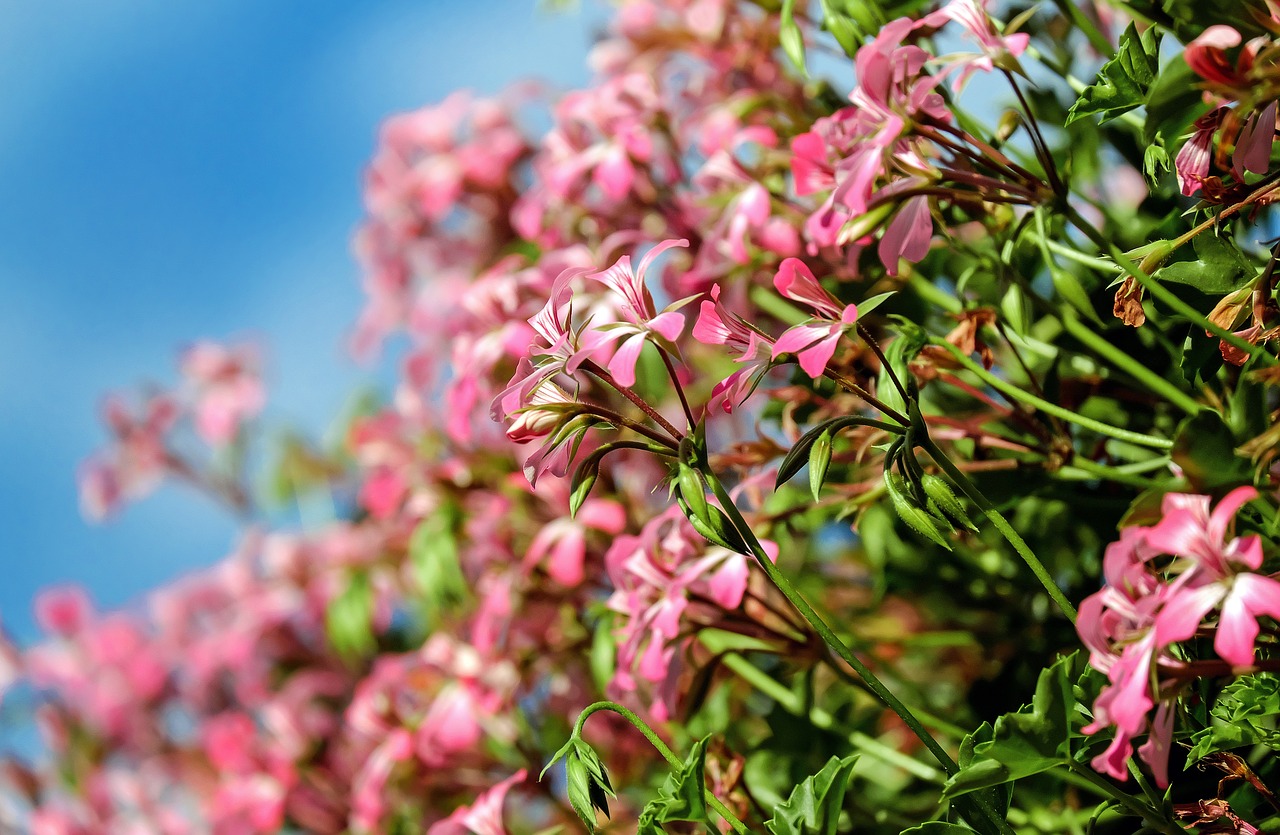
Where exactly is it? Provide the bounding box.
[877,195,932,275]
[692,297,732,345]
[706,554,749,609]
[1233,101,1276,177]
[1137,701,1175,788]
[634,238,690,284]
[648,310,686,342]
[772,323,834,359]
[607,331,649,388]
[774,258,838,318]
[578,499,627,533]
[593,144,635,201]
[1217,574,1280,668]
[796,334,842,378]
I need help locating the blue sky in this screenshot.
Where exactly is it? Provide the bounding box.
[0,1,601,642]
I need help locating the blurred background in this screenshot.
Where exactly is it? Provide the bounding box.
[0,0,601,642]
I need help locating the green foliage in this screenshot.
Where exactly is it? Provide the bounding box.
[765,755,859,835]
[1067,23,1159,125]
[325,571,376,662]
[942,654,1083,801]
[410,503,469,624]
[1155,233,1257,296]
[1170,410,1252,492]
[1187,674,1280,763]
[637,737,712,833]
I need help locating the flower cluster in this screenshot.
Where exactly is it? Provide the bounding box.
[16,0,1280,833]
[1080,488,1280,786]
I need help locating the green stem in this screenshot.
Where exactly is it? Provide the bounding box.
[1062,204,1273,367]
[572,702,750,835]
[1059,308,1202,415]
[1040,237,1117,272]
[1056,455,1168,489]
[934,339,1174,450]
[699,470,1017,835]
[717,652,945,784]
[916,428,1078,622]
[1067,763,1182,835]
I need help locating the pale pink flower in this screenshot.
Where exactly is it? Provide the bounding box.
[525,498,627,586]
[1080,487,1280,786]
[180,341,266,447]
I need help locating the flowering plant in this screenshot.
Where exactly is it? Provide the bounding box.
[10,0,1280,833]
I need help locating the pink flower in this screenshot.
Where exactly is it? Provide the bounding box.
[525,498,627,586]
[34,586,93,637]
[1079,486,1280,786]
[427,769,527,835]
[1175,109,1224,196]
[180,341,266,447]
[692,284,775,412]
[770,259,859,377]
[584,238,691,388]
[1185,26,1246,87]
[1232,99,1277,179]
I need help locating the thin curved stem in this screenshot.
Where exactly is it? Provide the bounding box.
[857,323,909,402]
[572,702,750,834]
[1058,309,1202,415]
[588,405,682,451]
[933,339,1174,450]
[657,347,697,430]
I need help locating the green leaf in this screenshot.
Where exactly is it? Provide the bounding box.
[324,571,375,662]
[1187,673,1280,762]
[855,290,897,317]
[900,825,977,834]
[636,737,712,832]
[780,0,806,73]
[1155,233,1257,295]
[1170,410,1251,492]
[765,755,858,835]
[1144,54,1200,147]
[409,505,468,623]
[809,430,833,500]
[1067,23,1159,125]
[942,654,1081,801]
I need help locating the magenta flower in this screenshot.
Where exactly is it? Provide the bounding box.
[770,259,858,378]
[180,340,266,447]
